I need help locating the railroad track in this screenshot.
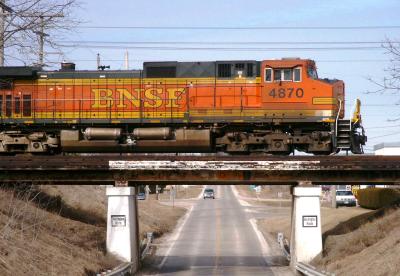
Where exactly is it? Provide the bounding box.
[0,154,399,170]
[0,154,399,184]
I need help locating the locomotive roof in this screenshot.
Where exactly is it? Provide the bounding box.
[2,59,313,79]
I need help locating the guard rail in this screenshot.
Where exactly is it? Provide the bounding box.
[97,232,153,276]
[276,233,334,276]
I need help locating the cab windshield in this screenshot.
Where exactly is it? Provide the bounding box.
[307,66,318,79]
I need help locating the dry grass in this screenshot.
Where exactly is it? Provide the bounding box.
[137,198,186,239]
[258,207,371,244]
[313,206,400,276]
[0,185,118,276]
[0,184,187,275]
[42,185,188,239]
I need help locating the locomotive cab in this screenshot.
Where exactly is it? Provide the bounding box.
[260,58,364,154]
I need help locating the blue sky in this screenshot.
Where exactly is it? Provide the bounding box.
[41,0,400,151]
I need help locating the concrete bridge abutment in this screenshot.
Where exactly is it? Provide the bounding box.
[290,182,323,269]
[106,184,140,273]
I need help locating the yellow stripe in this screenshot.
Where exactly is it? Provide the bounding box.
[190,109,334,117]
[25,76,261,86]
[31,111,185,119]
[10,109,333,120]
[313,97,337,105]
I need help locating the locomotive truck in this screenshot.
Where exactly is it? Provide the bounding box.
[0,58,366,155]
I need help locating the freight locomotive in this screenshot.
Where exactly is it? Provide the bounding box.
[0,58,366,155]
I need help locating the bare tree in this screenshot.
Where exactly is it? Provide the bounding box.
[368,39,400,99]
[0,0,80,67]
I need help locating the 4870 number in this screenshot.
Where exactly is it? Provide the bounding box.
[268,88,304,98]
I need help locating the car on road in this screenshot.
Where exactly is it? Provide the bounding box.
[137,192,146,200]
[203,188,215,199]
[336,190,357,206]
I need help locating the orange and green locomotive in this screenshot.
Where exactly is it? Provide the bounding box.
[0,58,366,155]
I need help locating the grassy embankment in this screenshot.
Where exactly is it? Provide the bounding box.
[0,184,200,276]
[237,185,400,276]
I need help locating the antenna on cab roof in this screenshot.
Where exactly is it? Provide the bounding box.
[96,53,110,71]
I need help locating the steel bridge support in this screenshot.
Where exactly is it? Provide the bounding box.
[106,184,140,273]
[290,182,323,269]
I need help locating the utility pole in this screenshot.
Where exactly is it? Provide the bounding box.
[22,13,63,66]
[0,0,4,66]
[0,0,13,66]
[37,16,47,66]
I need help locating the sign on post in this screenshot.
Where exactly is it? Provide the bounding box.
[111,215,126,227]
[302,215,318,227]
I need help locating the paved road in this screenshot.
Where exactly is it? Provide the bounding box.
[154,185,293,276]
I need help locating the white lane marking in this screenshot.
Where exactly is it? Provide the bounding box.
[244,208,258,213]
[197,185,206,199]
[230,185,251,206]
[158,204,195,269]
[249,218,272,256]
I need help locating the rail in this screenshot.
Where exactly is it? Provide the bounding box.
[296,262,335,276]
[97,232,153,276]
[276,233,334,276]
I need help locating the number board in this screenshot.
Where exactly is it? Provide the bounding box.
[302,215,318,227]
[268,87,304,99]
[111,215,126,227]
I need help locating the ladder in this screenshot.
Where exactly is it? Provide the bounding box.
[336,119,352,151]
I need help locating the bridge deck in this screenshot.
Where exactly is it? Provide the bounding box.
[0,155,399,184]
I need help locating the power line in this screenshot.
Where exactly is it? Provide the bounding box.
[56,40,395,45]
[76,25,400,30]
[368,131,400,140]
[367,124,400,130]
[48,58,391,63]
[58,44,383,51]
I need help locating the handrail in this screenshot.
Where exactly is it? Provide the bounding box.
[334,99,342,147]
[296,262,335,276]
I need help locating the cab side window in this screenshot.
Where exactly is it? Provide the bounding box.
[273,69,281,81]
[269,67,302,82]
[294,68,301,82]
[265,68,273,82]
[283,69,293,81]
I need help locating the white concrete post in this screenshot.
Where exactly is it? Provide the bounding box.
[106,186,139,272]
[290,186,322,267]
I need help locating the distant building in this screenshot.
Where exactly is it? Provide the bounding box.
[374,142,400,155]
